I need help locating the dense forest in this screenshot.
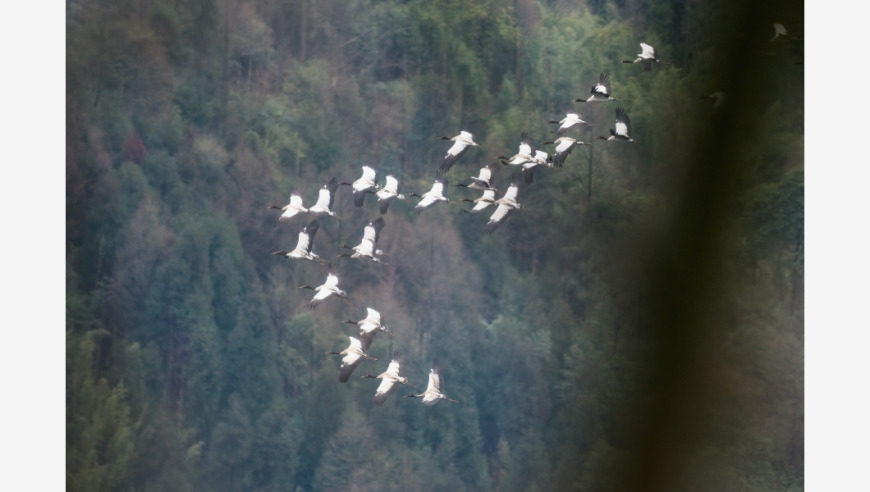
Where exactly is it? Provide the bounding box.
[66,0,804,490]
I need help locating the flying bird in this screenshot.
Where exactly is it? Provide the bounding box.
[594,107,634,143]
[339,217,388,264]
[271,219,325,264]
[326,336,378,383]
[268,193,308,222]
[548,112,593,135]
[485,183,521,234]
[375,175,405,214]
[521,150,552,184]
[621,43,667,71]
[541,136,591,168]
[461,188,497,215]
[307,177,341,218]
[340,166,380,207]
[299,272,347,309]
[405,360,458,406]
[343,307,394,350]
[361,352,415,406]
[409,177,449,214]
[573,73,623,103]
[456,162,497,190]
[500,132,535,167]
[339,236,387,265]
[437,131,479,177]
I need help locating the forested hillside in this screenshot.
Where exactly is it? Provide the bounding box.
[66,0,804,490]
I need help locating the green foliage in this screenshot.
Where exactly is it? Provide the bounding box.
[174,75,217,128]
[311,407,380,491]
[67,329,135,491]
[246,97,308,166]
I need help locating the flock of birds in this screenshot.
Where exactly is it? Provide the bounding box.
[265,26,795,408]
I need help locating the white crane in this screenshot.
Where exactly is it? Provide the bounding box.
[437,131,479,177]
[298,272,347,309]
[326,336,378,383]
[342,307,394,350]
[339,236,387,265]
[307,177,341,217]
[409,177,449,214]
[339,217,388,265]
[361,217,385,246]
[541,136,591,168]
[594,107,634,143]
[521,150,552,184]
[572,73,624,103]
[405,360,458,406]
[622,43,667,71]
[461,188,497,215]
[548,112,593,135]
[485,183,521,234]
[271,219,325,264]
[361,352,416,406]
[456,162,497,190]
[340,166,380,208]
[499,132,535,167]
[376,175,405,214]
[268,193,308,222]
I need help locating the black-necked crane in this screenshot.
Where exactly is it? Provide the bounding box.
[409,177,449,214]
[456,162,497,191]
[339,237,388,265]
[361,352,415,406]
[307,177,341,218]
[271,219,325,264]
[405,360,458,406]
[437,131,479,177]
[299,271,347,309]
[485,183,521,234]
[461,188,497,215]
[342,307,394,350]
[376,175,405,214]
[340,165,380,208]
[594,107,634,143]
[521,149,553,184]
[361,217,384,246]
[499,132,535,167]
[268,193,308,222]
[326,336,378,383]
[339,217,388,265]
[548,112,593,135]
[622,43,667,71]
[541,136,591,168]
[573,73,624,103]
